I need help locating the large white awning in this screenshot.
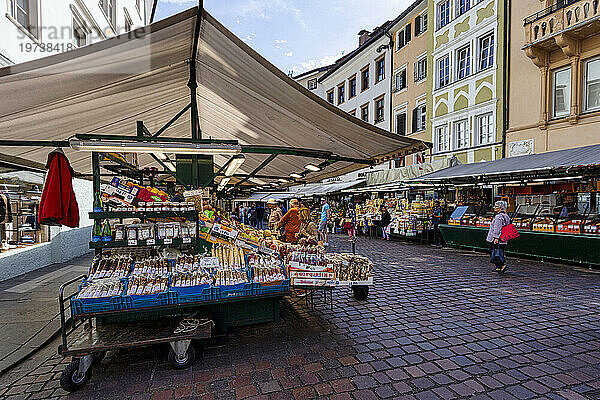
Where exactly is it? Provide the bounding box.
[0,7,429,184]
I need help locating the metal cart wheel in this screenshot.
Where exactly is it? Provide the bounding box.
[93,351,107,364]
[60,356,93,392]
[352,285,369,300]
[168,340,196,369]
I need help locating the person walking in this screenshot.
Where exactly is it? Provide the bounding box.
[277,198,301,242]
[487,200,511,274]
[381,206,391,240]
[431,201,443,246]
[249,204,257,227]
[256,202,265,230]
[344,204,356,241]
[318,198,330,247]
[267,199,284,232]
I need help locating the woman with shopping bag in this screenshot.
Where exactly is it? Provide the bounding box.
[486,200,515,274]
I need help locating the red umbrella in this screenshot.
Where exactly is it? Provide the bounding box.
[38,149,80,228]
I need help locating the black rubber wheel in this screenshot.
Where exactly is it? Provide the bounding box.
[168,344,196,369]
[93,351,106,364]
[352,285,369,300]
[60,359,92,392]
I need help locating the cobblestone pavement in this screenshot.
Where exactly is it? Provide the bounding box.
[1,235,600,400]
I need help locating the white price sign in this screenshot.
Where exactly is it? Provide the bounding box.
[146,239,155,245]
[164,238,173,244]
[127,239,137,246]
[182,237,191,244]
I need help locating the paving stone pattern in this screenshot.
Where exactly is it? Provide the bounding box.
[1,236,600,399]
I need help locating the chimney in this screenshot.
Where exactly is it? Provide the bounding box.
[358,29,370,46]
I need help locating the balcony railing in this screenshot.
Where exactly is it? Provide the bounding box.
[524,0,600,45]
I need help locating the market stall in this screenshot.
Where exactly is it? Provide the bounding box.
[0,4,429,392]
[414,145,600,266]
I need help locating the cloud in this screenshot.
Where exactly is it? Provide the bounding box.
[235,0,306,29]
[158,0,196,3]
[284,51,293,57]
[291,51,346,74]
[275,39,287,44]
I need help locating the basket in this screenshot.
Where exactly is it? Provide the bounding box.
[169,284,218,304]
[71,296,124,316]
[121,292,175,310]
[252,279,290,295]
[217,282,253,299]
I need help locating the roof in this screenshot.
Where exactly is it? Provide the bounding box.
[318,21,393,83]
[0,7,428,184]
[415,144,600,183]
[291,64,335,80]
[387,0,427,33]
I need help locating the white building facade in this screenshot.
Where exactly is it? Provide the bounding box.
[0,0,149,66]
[429,0,503,165]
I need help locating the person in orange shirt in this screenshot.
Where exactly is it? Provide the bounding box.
[277,198,301,242]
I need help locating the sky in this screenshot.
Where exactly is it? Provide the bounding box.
[154,0,412,76]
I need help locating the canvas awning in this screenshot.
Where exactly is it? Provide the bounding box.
[0,7,428,185]
[366,158,455,186]
[414,144,600,184]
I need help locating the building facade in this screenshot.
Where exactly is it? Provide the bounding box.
[293,65,333,99]
[0,0,149,66]
[389,0,429,166]
[427,0,505,165]
[508,0,600,157]
[315,23,394,132]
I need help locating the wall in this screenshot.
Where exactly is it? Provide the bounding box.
[0,0,147,66]
[507,0,600,157]
[390,2,428,166]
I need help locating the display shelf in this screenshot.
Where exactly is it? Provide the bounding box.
[89,237,196,249]
[89,211,197,220]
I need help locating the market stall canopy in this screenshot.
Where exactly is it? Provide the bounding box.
[414,144,600,184]
[366,159,455,187]
[292,180,365,197]
[0,6,429,184]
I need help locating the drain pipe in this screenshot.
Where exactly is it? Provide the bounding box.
[502,0,511,158]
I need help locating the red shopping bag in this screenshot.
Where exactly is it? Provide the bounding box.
[500,223,520,242]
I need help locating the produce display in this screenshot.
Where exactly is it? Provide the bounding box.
[126,275,169,296]
[328,253,373,283]
[76,278,125,299]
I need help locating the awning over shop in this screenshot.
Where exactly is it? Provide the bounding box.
[415,144,600,184]
[0,7,428,185]
[366,159,455,187]
[291,179,365,197]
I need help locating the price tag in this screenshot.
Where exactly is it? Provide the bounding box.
[127,239,138,246]
[164,238,173,244]
[183,237,191,244]
[146,239,155,246]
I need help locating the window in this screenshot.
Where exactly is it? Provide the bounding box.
[99,0,116,27]
[349,109,356,117]
[73,18,87,47]
[396,24,412,50]
[412,103,426,132]
[376,57,385,83]
[479,34,494,71]
[437,55,450,88]
[415,11,428,36]
[361,67,370,91]
[456,46,471,80]
[438,0,451,29]
[393,157,405,168]
[395,111,407,135]
[584,58,600,112]
[307,78,317,90]
[393,68,407,92]
[9,0,39,37]
[124,9,133,32]
[327,89,334,104]
[375,97,385,123]
[454,119,469,149]
[457,0,471,17]
[435,125,449,152]
[553,67,571,118]
[337,84,345,104]
[476,113,494,145]
[415,56,427,82]
[361,104,369,122]
[349,76,357,98]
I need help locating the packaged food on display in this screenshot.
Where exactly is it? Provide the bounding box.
[247,254,286,284]
[131,257,172,275]
[211,243,246,268]
[328,253,373,283]
[76,278,125,299]
[126,275,169,296]
[89,255,132,279]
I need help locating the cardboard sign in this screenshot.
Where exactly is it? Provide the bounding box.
[211,223,238,240]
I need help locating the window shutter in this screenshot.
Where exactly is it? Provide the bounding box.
[414,63,418,82]
[423,13,428,31]
[415,16,421,36]
[412,108,418,133]
[400,70,406,89]
[405,23,412,43]
[399,113,407,136]
[398,31,404,49]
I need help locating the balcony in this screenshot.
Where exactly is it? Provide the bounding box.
[524,0,600,49]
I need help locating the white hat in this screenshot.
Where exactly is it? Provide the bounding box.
[267,198,279,205]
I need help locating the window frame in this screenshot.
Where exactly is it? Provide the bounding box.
[361,103,369,122]
[72,16,88,47]
[348,75,357,98]
[552,66,571,118]
[457,0,471,17]
[307,78,318,90]
[478,33,494,71]
[374,96,385,123]
[395,109,407,136]
[99,0,116,29]
[326,89,334,104]
[437,0,451,29]
[437,54,450,89]
[397,26,406,50]
[415,55,427,82]
[584,57,600,112]
[361,66,370,92]
[415,10,428,36]
[476,112,494,145]
[453,119,470,149]
[337,82,345,105]
[456,45,471,81]
[394,67,407,92]
[435,125,449,153]
[415,102,426,132]
[9,0,39,38]
[375,56,386,83]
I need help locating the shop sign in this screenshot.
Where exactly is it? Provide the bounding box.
[289,270,335,280]
[211,223,238,240]
[291,278,335,287]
